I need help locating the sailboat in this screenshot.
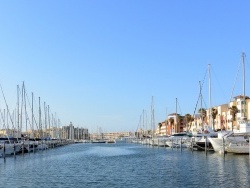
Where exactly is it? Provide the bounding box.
[189,64,218,151]
[149,96,161,146]
[91,126,106,143]
[165,98,191,148]
[0,84,22,156]
[209,52,250,154]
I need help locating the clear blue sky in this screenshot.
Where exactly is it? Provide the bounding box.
[0,1,249,133]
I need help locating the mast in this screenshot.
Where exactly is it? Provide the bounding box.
[242,52,246,99]
[176,97,178,132]
[20,83,24,137]
[242,52,246,119]
[208,64,212,128]
[52,113,54,138]
[151,96,155,138]
[31,92,34,137]
[199,81,203,129]
[48,105,50,138]
[23,82,28,134]
[39,97,42,138]
[44,102,47,137]
[142,109,144,137]
[17,85,20,137]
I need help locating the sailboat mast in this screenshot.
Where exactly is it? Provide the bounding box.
[199,81,203,129]
[142,109,144,137]
[44,102,47,137]
[242,52,246,119]
[242,52,246,99]
[176,98,178,132]
[208,64,212,127]
[39,97,42,138]
[31,92,34,134]
[48,105,50,138]
[23,82,28,133]
[151,96,155,138]
[17,85,20,137]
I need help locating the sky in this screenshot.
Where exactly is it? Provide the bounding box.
[0,1,250,133]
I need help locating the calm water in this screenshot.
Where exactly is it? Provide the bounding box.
[0,142,249,188]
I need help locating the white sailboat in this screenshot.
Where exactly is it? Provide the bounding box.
[165,98,191,148]
[0,138,22,156]
[0,85,22,156]
[208,52,250,154]
[189,65,217,151]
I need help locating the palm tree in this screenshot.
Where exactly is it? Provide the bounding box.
[185,113,194,131]
[158,122,162,130]
[198,108,207,125]
[230,105,238,131]
[158,122,162,127]
[169,118,174,135]
[211,108,218,130]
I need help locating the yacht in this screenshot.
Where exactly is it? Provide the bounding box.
[226,140,249,154]
[165,133,191,148]
[208,131,249,153]
[189,127,218,151]
[209,53,250,154]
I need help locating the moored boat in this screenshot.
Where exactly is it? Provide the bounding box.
[165,133,190,148]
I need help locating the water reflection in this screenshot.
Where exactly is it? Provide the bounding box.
[85,146,136,157]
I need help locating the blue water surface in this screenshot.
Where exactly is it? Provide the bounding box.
[0,143,249,188]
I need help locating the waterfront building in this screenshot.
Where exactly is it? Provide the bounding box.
[194,95,250,132]
[231,95,250,132]
[158,94,250,134]
[102,132,131,140]
[61,122,89,140]
[156,114,186,136]
[204,96,250,132]
[207,104,228,130]
[155,121,168,136]
[0,128,19,138]
[189,114,203,132]
[74,127,89,140]
[50,126,62,139]
[90,131,134,140]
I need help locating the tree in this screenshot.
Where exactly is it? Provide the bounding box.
[198,108,207,122]
[169,118,174,135]
[185,113,194,131]
[211,108,218,130]
[158,122,162,129]
[230,105,238,131]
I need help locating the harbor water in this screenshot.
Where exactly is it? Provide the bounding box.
[0,142,249,188]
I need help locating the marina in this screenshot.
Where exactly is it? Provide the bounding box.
[1,1,250,187]
[0,142,249,188]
